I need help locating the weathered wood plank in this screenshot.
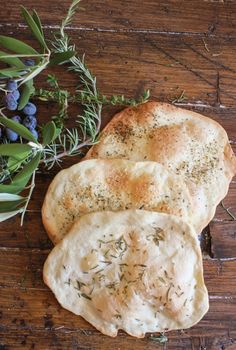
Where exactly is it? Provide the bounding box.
[0,27,218,106]
[0,287,235,348]
[214,182,236,222]
[1,26,236,108]
[0,175,235,256]
[1,328,235,350]
[1,0,236,37]
[210,221,236,258]
[0,212,52,249]
[0,250,235,295]
[0,209,236,259]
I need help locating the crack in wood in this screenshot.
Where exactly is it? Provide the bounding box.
[0,247,50,253]
[184,42,236,74]
[143,35,236,103]
[212,217,235,222]
[216,71,221,106]
[199,225,214,258]
[0,22,232,38]
[143,35,214,84]
[174,101,226,108]
[209,295,235,300]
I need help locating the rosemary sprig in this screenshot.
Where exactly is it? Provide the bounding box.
[0,0,150,224]
[42,128,91,169]
[35,86,150,108]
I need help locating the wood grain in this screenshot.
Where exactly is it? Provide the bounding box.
[0,250,235,294]
[2,0,236,37]
[0,0,236,349]
[2,26,236,108]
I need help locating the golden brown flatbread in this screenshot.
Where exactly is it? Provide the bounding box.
[85,102,236,231]
[42,159,194,244]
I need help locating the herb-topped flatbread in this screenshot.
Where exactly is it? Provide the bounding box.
[42,159,194,244]
[43,210,209,338]
[85,102,236,232]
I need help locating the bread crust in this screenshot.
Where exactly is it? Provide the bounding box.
[85,102,236,231]
[42,159,194,244]
[43,210,209,337]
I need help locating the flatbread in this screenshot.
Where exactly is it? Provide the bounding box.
[85,102,236,231]
[42,159,194,244]
[43,210,209,338]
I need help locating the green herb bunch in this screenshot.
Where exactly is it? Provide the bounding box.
[0,0,150,224]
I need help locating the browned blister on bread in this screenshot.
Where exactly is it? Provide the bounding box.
[42,159,194,244]
[85,102,236,232]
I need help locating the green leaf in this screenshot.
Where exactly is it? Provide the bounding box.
[32,10,43,35]
[0,67,27,78]
[0,152,41,194]
[0,193,24,201]
[144,89,150,100]
[0,199,26,213]
[0,116,38,143]
[7,151,30,172]
[0,35,38,55]
[21,6,47,50]
[42,121,57,145]
[14,152,41,183]
[55,127,62,139]
[2,144,32,173]
[0,50,25,68]
[0,143,32,157]
[49,51,76,66]
[0,208,23,222]
[0,182,26,194]
[18,79,35,110]
[20,61,48,85]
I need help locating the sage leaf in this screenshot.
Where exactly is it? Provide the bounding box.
[42,121,57,145]
[0,193,24,201]
[14,152,41,183]
[0,199,26,213]
[7,151,31,172]
[49,51,76,66]
[20,62,48,85]
[0,208,23,222]
[0,152,41,194]
[0,182,27,194]
[0,35,38,55]
[0,116,38,143]
[0,143,32,157]
[0,67,27,78]
[55,127,62,138]
[0,50,25,68]
[21,6,47,50]
[32,10,43,35]
[18,79,35,110]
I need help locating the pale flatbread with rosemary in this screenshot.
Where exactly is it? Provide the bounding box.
[42,159,194,244]
[43,210,209,338]
[85,102,236,232]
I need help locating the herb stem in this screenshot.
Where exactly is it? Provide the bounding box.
[20,170,36,226]
[221,201,236,221]
[41,138,94,164]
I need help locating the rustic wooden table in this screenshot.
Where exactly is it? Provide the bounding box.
[0,1,236,349]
